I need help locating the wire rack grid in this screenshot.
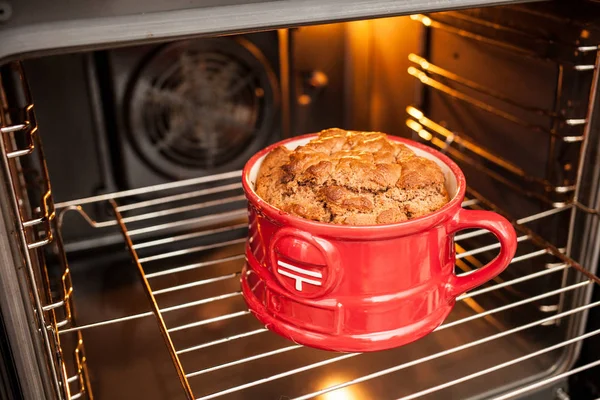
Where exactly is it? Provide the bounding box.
[53,166,600,400]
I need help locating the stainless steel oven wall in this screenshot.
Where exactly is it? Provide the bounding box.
[289,17,423,135]
[341,17,423,133]
[22,55,112,204]
[291,24,347,135]
[21,55,121,247]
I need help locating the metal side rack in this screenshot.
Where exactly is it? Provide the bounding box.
[0,63,92,400]
[53,166,600,400]
[409,8,600,208]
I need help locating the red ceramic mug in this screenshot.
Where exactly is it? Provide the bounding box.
[241,133,517,352]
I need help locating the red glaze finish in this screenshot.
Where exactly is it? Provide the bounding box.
[241,134,518,352]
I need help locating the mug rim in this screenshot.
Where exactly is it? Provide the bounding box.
[242,132,467,236]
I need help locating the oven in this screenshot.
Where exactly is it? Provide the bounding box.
[1,0,600,399]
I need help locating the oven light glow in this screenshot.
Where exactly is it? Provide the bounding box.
[409,14,431,26]
[321,388,356,400]
[298,94,312,105]
[318,377,363,400]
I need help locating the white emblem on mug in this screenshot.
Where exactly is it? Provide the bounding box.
[276,260,323,291]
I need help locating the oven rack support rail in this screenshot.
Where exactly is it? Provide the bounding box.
[53,168,600,400]
[0,63,93,400]
[409,12,600,207]
[410,12,598,70]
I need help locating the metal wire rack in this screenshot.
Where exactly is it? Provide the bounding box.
[0,63,92,399]
[406,105,567,205]
[405,55,586,143]
[408,10,600,210]
[53,165,600,400]
[404,53,594,205]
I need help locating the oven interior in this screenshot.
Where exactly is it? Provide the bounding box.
[2,1,600,399]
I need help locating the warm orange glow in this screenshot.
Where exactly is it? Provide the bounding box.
[406,119,423,132]
[278,29,291,138]
[406,119,432,141]
[346,19,372,37]
[407,66,429,83]
[407,106,459,142]
[410,14,431,26]
[318,377,364,400]
[406,106,424,120]
[308,70,329,88]
[297,94,311,106]
[408,53,430,70]
[345,19,374,128]
[418,129,433,141]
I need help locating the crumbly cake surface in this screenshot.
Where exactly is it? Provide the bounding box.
[255,128,450,225]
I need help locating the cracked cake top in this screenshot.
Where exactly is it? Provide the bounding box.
[255,128,450,225]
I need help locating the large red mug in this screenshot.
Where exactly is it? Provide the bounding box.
[241,133,517,352]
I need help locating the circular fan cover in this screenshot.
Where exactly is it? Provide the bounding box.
[126,37,279,179]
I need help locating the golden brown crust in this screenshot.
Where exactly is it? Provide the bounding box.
[255,128,450,225]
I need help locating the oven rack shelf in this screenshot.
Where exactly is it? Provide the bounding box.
[405,50,596,145]
[407,38,600,207]
[406,54,587,143]
[405,46,600,207]
[55,169,600,400]
[407,53,576,122]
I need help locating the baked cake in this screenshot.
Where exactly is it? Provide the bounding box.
[255,128,450,225]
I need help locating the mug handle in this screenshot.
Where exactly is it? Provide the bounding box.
[447,208,518,297]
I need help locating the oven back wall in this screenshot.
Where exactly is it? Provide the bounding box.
[23,54,109,203]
